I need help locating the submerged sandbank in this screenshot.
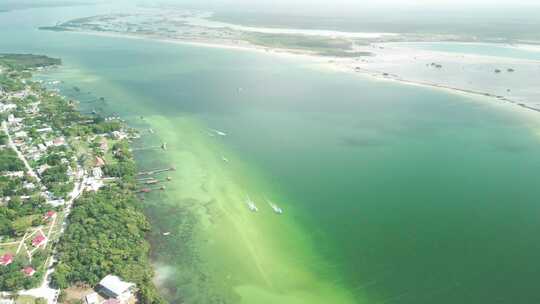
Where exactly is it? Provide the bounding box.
[135,114,361,304]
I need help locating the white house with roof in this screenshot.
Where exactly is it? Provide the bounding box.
[0,103,16,113]
[92,167,103,179]
[85,292,99,304]
[0,298,14,304]
[14,131,27,138]
[7,114,22,125]
[98,275,136,303]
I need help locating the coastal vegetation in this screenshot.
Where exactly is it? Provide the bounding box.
[0,54,72,292]
[0,252,47,291]
[39,12,377,58]
[51,183,164,304]
[0,54,163,303]
[0,54,61,70]
[0,195,51,237]
[244,33,373,57]
[0,149,25,172]
[51,133,163,303]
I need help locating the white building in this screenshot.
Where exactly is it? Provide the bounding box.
[0,103,16,113]
[36,127,53,133]
[98,275,135,303]
[53,137,66,146]
[23,182,35,190]
[14,131,27,138]
[92,167,103,179]
[7,114,22,125]
[85,292,99,304]
[3,171,24,178]
[48,199,65,207]
[86,178,103,192]
[111,131,127,140]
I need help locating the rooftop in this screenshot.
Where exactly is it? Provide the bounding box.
[99,275,135,297]
[0,253,14,266]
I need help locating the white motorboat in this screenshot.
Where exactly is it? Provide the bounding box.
[246,196,258,212]
[266,198,283,214]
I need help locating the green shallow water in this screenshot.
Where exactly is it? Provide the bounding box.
[3,5,540,304]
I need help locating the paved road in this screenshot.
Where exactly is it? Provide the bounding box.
[2,121,41,183]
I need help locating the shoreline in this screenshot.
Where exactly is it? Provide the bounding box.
[59,29,540,115]
[36,63,163,302]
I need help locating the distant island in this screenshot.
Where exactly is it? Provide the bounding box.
[40,7,540,113]
[0,54,164,304]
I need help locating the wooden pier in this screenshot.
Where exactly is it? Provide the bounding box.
[138,186,167,193]
[137,167,176,177]
[131,142,167,152]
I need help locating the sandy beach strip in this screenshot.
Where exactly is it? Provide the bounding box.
[57,29,540,114]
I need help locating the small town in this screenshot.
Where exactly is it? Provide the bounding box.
[0,54,163,304]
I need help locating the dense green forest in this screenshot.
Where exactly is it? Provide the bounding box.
[51,183,164,304]
[0,195,51,237]
[0,54,61,70]
[1,53,163,302]
[0,132,8,145]
[0,148,25,172]
[0,251,47,291]
[51,133,162,302]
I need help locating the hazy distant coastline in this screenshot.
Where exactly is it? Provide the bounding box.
[40,7,540,113]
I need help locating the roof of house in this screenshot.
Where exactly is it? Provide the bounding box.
[0,253,14,266]
[85,292,99,304]
[53,137,65,146]
[102,299,120,304]
[32,234,46,247]
[95,156,105,167]
[44,210,56,219]
[99,275,135,297]
[23,266,35,276]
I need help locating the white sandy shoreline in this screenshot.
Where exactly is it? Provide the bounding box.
[58,29,540,115]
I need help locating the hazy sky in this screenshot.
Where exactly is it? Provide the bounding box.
[157,0,540,16]
[156,0,540,19]
[170,0,540,7]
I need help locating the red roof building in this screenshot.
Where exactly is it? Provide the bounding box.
[44,211,56,220]
[95,156,106,167]
[0,253,14,266]
[32,234,47,247]
[53,137,65,146]
[23,266,36,276]
[99,138,108,152]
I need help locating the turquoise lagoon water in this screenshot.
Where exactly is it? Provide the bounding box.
[2,5,540,304]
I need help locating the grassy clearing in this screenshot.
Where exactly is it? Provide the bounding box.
[14,295,38,304]
[0,243,19,255]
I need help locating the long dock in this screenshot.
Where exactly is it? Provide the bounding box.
[138,185,167,193]
[131,142,167,152]
[136,176,172,185]
[137,167,176,176]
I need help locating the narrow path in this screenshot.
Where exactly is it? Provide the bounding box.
[15,232,29,254]
[2,121,41,182]
[0,241,20,246]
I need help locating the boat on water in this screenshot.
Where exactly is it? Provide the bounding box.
[163,232,171,236]
[246,196,258,212]
[266,198,283,214]
[222,156,229,163]
[210,129,227,136]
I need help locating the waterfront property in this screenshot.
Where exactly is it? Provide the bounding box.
[97,275,135,303]
[2,2,540,304]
